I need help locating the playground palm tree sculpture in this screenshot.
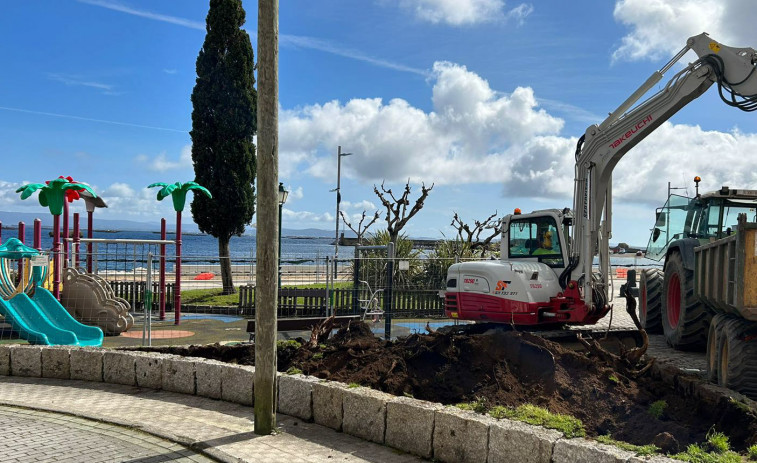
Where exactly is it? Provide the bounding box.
[15,177,95,298]
[148,181,212,324]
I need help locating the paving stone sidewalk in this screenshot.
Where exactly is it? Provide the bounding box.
[0,406,214,463]
[0,376,424,463]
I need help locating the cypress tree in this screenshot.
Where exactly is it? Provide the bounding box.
[190,0,256,294]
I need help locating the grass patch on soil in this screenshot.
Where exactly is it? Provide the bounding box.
[456,397,488,414]
[673,429,741,463]
[595,435,659,456]
[748,444,757,460]
[648,399,668,419]
[488,404,586,439]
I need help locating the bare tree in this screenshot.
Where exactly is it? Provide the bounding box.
[373,180,434,243]
[340,209,380,246]
[451,211,502,256]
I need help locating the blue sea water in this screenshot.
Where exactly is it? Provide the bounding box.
[2,225,659,270]
[3,227,351,264]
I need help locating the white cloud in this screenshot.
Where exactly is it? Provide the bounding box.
[342,200,377,211]
[611,123,757,203]
[612,0,756,62]
[286,186,304,201]
[279,59,757,206]
[281,61,564,189]
[48,73,113,92]
[136,145,192,172]
[77,0,205,30]
[398,0,532,26]
[282,209,333,224]
[96,182,172,219]
[505,3,533,25]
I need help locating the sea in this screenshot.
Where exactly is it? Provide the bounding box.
[1,226,660,269]
[2,227,347,263]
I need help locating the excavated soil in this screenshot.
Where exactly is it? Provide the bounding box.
[136,322,757,452]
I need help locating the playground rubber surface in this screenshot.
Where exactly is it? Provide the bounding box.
[119,329,195,339]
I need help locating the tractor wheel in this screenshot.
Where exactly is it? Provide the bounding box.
[639,268,663,334]
[661,252,710,350]
[706,313,729,383]
[717,316,757,400]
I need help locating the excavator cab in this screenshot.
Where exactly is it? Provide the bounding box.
[504,210,567,271]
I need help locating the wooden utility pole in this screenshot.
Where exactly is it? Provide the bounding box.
[254,0,279,435]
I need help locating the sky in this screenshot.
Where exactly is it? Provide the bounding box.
[1,0,757,246]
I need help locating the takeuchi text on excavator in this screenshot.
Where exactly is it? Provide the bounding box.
[445,33,757,327]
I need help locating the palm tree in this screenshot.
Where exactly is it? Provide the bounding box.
[148,181,211,325]
[16,177,96,298]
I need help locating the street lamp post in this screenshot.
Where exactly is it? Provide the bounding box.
[332,146,352,276]
[278,182,288,290]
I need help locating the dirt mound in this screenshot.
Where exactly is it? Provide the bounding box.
[135,322,757,451]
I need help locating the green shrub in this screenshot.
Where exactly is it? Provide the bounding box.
[706,429,730,454]
[747,444,757,460]
[673,443,741,463]
[277,340,302,350]
[648,400,667,419]
[285,367,302,375]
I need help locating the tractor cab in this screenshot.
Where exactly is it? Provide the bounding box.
[646,185,757,261]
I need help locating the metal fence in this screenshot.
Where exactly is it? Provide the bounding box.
[0,231,659,348]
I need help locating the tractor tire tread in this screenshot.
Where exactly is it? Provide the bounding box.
[662,252,711,350]
[640,268,663,334]
[706,313,729,383]
[720,317,757,400]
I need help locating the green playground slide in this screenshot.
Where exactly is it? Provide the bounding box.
[0,291,103,346]
[32,288,103,347]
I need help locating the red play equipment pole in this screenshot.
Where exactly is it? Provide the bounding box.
[33,219,41,251]
[73,213,80,269]
[17,221,25,277]
[160,218,166,321]
[87,210,94,273]
[52,214,61,299]
[174,211,182,325]
[63,201,69,268]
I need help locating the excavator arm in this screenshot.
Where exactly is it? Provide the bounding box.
[569,33,757,309]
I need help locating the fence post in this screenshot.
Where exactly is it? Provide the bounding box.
[384,242,394,340]
[160,218,166,320]
[352,247,360,314]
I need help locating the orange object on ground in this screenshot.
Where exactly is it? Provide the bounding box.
[193,272,214,280]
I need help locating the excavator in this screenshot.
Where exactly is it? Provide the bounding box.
[445,33,757,336]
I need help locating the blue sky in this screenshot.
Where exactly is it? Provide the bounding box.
[1,0,756,246]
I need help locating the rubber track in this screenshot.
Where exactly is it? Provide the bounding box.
[720,316,757,400]
[662,252,710,350]
[640,268,663,334]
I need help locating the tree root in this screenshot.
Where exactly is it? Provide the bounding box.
[577,329,654,378]
[309,315,337,347]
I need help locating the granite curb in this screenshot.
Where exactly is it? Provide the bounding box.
[0,344,697,462]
